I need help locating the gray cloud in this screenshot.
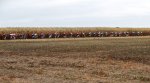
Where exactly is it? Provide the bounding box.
[0,0,150,27]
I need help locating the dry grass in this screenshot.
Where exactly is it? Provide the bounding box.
[0,36,150,83]
[0,27,150,34]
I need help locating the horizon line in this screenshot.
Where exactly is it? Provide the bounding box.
[0,26,150,28]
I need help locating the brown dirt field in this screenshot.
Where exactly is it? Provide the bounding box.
[0,36,150,83]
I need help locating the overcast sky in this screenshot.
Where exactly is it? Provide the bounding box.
[0,0,150,27]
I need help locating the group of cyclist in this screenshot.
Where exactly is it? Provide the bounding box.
[0,31,145,40]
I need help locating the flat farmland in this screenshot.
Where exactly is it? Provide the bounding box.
[0,36,150,83]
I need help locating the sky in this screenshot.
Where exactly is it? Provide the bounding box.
[0,0,150,27]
